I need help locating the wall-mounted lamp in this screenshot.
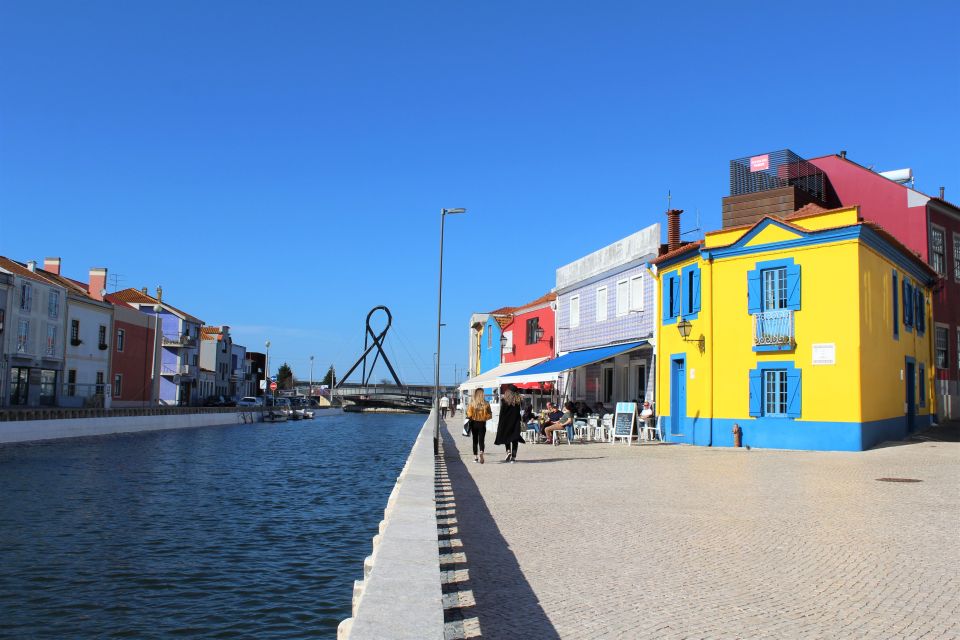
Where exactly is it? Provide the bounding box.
[677,318,705,351]
[533,327,545,342]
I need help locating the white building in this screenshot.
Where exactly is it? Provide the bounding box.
[37,260,115,408]
[200,325,235,400]
[0,257,68,407]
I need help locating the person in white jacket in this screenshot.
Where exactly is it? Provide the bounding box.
[439,395,450,419]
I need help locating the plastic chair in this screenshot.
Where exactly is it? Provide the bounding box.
[574,419,588,442]
[600,414,613,441]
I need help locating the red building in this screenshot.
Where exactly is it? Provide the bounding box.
[810,154,960,418]
[104,294,160,406]
[498,293,557,391]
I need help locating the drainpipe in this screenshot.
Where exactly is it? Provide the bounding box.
[707,256,714,447]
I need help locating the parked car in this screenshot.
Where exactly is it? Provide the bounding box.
[203,395,236,407]
[237,396,263,407]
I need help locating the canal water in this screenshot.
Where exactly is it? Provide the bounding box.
[0,411,424,639]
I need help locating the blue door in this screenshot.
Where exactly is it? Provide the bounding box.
[670,358,686,436]
[905,360,916,432]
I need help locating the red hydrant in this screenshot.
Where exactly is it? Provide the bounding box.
[732,423,742,448]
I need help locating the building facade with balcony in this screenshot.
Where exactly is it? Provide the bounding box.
[199,325,234,399]
[111,287,203,406]
[0,257,68,407]
[654,206,937,451]
[104,294,161,407]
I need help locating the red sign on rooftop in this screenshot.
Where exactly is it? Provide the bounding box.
[750,154,770,172]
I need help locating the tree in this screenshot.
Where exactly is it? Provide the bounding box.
[321,365,335,387]
[278,363,294,390]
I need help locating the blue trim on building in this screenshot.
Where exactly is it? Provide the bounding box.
[662,414,933,452]
[753,344,794,352]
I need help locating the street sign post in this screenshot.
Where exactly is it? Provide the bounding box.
[270,382,278,391]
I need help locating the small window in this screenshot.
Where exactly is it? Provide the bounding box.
[117,328,125,352]
[570,295,580,328]
[763,267,788,310]
[616,280,629,316]
[114,374,122,397]
[48,291,59,319]
[931,226,946,275]
[953,232,960,282]
[763,369,788,416]
[525,317,540,345]
[20,283,32,311]
[596,287,608,322]
[71,319,80,343]
[935,327,949,369]
[629,275,644,312]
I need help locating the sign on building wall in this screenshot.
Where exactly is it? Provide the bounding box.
[750,154,770,172]
[812,343,836,365]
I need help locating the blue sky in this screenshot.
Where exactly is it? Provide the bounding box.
[1,1,957,384]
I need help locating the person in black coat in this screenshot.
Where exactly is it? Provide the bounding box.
[494,384,525,463]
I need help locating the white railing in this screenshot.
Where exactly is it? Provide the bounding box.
[160,364,195,376]
[162,334,196,348]
[754,309,794,346]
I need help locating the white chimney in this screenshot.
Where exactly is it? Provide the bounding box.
[27,260,37,272]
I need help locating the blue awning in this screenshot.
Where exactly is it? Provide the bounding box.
[498,340,649,385]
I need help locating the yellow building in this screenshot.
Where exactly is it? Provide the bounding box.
[653,206,937,451]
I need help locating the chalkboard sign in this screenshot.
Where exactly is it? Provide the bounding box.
[612,402,637,445]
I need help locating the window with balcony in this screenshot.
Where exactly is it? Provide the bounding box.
[596,287,607,322]
[48,291,59,319]
[749,362,801,418]
[71,319,81,344]
[748,259,799,350]
[931,226,945,276]
[98,325,108,349]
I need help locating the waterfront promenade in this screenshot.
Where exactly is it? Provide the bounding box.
[438,419,959,639]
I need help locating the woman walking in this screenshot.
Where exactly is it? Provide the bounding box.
[466,388,492,464]
[494,384,524,463]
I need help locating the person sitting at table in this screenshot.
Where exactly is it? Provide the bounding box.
[594,402,608,418]
[543,401,575,444]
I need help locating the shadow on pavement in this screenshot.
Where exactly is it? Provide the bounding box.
[870,420,960,449]
[440,426,560,640]
[511,456,607,464]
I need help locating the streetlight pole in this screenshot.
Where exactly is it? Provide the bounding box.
[265,339,271,406]
[309,355,314,403]
[435,207,466,455]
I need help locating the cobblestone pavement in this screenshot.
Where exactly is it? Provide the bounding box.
[439,418,960,639]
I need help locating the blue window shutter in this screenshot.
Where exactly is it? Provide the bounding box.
[748,369,762,417]
[692,267,702,313]
[786,368,802,418]
[918,364,926,407]
[892,272,899,339]
[671,276,681,317]
[785,264,801,310]
[747,269,761,314]
[661,278,671,322]
[901,280,909,326]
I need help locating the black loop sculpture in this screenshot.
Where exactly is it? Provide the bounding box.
[335,306,402,388]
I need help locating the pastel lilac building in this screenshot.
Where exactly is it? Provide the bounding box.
[554,223,660,406]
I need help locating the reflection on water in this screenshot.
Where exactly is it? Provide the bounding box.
[0,411,423,638]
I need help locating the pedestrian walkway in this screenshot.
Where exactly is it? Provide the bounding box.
[439,417,960,639]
